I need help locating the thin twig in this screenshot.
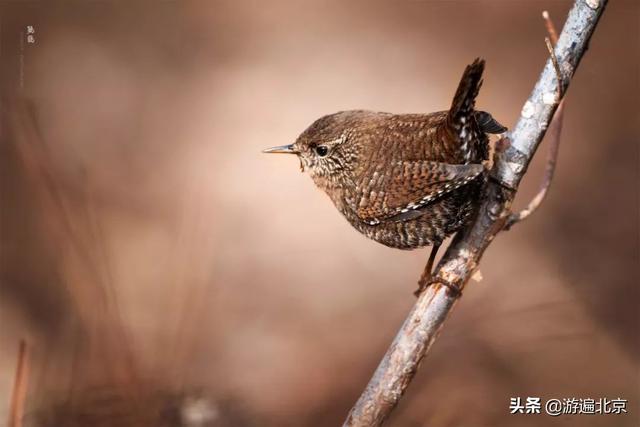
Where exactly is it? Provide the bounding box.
[505,100,564,229]
[545,37,563,98]
[344,1,607,425]
[505,11,564,229]
[542,10,560,44]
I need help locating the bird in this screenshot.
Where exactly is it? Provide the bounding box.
[264,58,505,295]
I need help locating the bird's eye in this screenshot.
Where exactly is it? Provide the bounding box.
[315,145,329,157]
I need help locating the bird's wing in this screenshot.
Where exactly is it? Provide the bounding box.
[355,161,484,225]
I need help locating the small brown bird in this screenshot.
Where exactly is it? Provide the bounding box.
[264,59,505,294]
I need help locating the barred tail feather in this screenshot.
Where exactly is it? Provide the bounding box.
[449,58,485,124]
[447,58,486,163]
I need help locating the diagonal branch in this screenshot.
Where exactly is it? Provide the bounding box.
[344,1,608,425]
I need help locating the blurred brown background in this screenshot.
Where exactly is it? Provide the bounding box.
[0,1,638,426]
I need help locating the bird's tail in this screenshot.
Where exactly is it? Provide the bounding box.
[448,58,485,126]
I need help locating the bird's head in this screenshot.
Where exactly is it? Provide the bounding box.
[263,112,362,189]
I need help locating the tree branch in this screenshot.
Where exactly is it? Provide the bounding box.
[506,11,564,230]
[344,1,608,425]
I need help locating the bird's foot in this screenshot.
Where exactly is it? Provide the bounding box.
[414,275,462,298]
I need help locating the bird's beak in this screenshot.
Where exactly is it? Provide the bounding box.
[262,144,299,154]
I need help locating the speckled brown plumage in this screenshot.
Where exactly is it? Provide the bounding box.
[265,59,505,250]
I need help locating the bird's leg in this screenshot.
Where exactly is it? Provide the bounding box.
[414,243,441,297]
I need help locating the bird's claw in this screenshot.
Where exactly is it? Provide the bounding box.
[414,276,462,298]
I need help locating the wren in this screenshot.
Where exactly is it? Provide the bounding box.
[264,59,505,294]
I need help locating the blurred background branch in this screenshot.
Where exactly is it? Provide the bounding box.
[8,340,29,427]
[344,1,608,425]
